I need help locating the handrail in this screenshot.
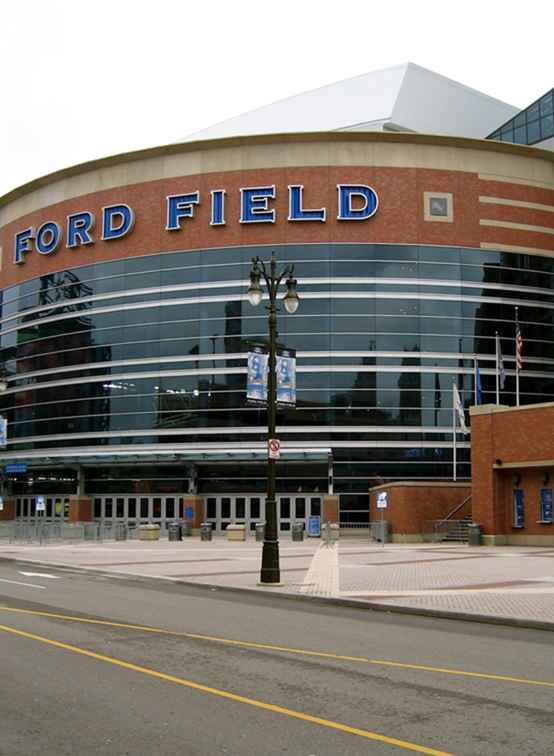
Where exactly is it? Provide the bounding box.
[437,494,472,526]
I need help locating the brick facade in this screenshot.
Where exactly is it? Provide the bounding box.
[470,403,554,545]
[369,482,471,542]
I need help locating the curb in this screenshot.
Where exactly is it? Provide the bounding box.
[2,555,554,633]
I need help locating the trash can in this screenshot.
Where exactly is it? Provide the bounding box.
[181,520,193,537]
[114,523,127,541]
[467,522,481,546]
[200,522,213,541]
[168,521,182,542]
[292,522,304,542]
[377,520,389,543]
[255,522,265,542]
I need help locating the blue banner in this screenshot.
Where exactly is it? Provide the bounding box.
[540,488,552,522]
[246,348,268,403]
[276,349,296,406]
[513,489,525,528]
[0,417,7,447]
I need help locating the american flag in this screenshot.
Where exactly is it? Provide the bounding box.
[516,319,523,371]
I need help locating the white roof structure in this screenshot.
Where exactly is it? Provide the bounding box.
[187,62,518,142]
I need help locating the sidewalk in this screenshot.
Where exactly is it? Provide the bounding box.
[2,535,554,630]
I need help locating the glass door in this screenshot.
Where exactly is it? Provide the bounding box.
[278,496,292,532]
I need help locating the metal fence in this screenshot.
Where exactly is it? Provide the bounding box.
[339,522,371,537]
[7,521,146,545]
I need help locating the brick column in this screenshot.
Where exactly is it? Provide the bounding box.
[181,495,204,528]
[323,494,339,523]
[0,497,16,521]
[470,405,506,544]
[68,496,93,523]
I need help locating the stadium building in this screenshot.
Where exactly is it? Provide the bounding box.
[0,63,553,533]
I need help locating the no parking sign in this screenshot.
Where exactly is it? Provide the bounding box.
[268,439,281,459]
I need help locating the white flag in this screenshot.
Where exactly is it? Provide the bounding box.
[453,384,468,434]
[496,333,506,390]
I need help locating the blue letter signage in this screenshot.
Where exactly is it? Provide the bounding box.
[12,181,379,265]
[337,184,379,220]
[102,204,135,240]
[240,186,276,224]
[288,185,326,222]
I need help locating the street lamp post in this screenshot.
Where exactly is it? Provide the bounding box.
[246,253,299,585]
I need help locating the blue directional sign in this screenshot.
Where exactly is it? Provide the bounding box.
[4,463,27,474]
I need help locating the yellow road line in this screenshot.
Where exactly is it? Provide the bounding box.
[0,621,452,756]
[1,605,553,689]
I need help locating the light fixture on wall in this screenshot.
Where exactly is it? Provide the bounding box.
[543,472,550,486]
[512,473,521,487]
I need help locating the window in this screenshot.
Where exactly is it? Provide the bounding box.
[424,192,453,223]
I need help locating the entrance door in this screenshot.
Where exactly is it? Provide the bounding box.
[278,495,322,533]
[92,494,177,532]
[203,494,322,534]
[16,495,70,523]
[204,495,265,533]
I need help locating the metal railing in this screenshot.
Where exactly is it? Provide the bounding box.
[422,519,471,543]
[339,522,371,536]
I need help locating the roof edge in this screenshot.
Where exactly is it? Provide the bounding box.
[2,130,553,211]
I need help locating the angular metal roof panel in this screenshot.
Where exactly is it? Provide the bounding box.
[186,62,518,142]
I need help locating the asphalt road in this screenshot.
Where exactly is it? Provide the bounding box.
[0,559,553,756]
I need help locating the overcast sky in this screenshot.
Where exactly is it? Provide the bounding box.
[1,0,552,197]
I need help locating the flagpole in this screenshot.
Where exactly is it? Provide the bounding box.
[452,381,457,482]
[495,331,500,405]
[515,307,519,407]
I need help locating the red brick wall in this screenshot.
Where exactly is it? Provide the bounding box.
[2,162,552,291]
[0,498,15,521]
[470,404,554,539]
[369,484,471,536]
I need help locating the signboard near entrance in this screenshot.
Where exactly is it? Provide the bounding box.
[4,463,27,474]
[36,496,46,512]
[307,515,321,537]
[540,488,553,522]
[377,491,388,509]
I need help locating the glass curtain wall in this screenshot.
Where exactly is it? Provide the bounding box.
[2,243,554,489]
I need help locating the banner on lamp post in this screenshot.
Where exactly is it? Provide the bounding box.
[276,348,296,407]
[246,347,268,404]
